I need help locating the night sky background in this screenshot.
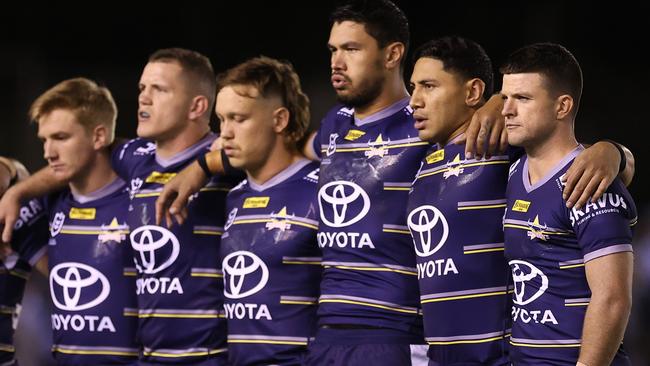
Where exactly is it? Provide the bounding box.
[2,1,649,364]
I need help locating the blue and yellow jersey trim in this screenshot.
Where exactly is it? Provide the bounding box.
[230,213,318,231]
[416,155,510,181]
[319,294,419,314]
[426,329,511,345]
[52,344,139,357]
[509,337,581,348]
[421,285,513,304]
[228,334,309,346]
[322,261,417,276]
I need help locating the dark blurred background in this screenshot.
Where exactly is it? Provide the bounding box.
[2,1,648,365]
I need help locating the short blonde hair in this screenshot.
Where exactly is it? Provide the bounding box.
[29,77,117,143]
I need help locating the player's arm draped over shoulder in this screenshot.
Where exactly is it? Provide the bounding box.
[156,149,224,227]
[0,166,66,242]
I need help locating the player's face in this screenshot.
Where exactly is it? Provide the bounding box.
[328,21,385,108]
[501,73,558,148]
[410,57,470,144]
[37,109,97,182]
[137,61,194,143]
[217,85,281,174]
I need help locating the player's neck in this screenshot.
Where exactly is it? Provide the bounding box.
[439,109,475,147]
[69,150,118,196]
[156,123,211,159]
[354,76,409,120]
[526,128,578,186]
[247,145,303,186]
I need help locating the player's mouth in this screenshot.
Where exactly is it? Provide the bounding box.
[49,163,65,172]
[138,110,151,123]
[505,122,520,130]
[331,74,349,89]
[222,145,237,157]
[412,114,428,130]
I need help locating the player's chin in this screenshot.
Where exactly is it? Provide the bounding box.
[136,125,157,139]
[227,156,245,170]
[417,129,436,143]
[52,169,74,182]
[507,134,526,147]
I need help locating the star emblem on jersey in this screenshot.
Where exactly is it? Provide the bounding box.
[50,212,66,237]
[130,225,180,274]
[222,251,269,299]
[443,154,465,179]
[526,215,549,241]
[326,133,339,156]
[266,206,292,232]
[364,134,389,158]
[318,181,371,227]
[98,217,127,244]
[407,205,449,257]
[50,262,110,311]
[509,260,548,305]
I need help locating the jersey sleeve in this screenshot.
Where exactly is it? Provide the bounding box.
[110,138,140,181]
[311,128,322,159]
[11,197,49,265]
[568,179,636,262]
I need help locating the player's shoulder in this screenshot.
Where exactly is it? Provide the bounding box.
[297,161,320,185]
[230,179,249,193]
[115,137,156,162]
[321,104,352,127]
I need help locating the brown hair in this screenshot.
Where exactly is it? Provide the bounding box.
[29,77,117,142]
[217,56,310,146]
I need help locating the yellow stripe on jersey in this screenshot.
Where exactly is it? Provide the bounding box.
[228,339,308,345]
[318,299,418,314]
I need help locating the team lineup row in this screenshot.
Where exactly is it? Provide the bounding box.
[0,1,637,365]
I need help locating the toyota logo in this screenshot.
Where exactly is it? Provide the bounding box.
[222,251,269,299]
[407,205,448,257]
[130,225,180,274]
[50,262,110,311]
[318,181,370,227]
[509,260,548,305]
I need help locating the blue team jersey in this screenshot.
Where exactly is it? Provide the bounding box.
[504,146,635,365]
[112,134,236,365]
[0,198,48,365]
[407,141,517,365]
[221,159,321,365]
[314,98,428,339]
[45,179,139,365]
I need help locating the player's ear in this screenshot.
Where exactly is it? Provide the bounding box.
[188,95,210,121]
[272,107,290,134]
[385,42,405,70]
[555,94,574,120]
[465,78,485,108]
[92,124,109,150]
